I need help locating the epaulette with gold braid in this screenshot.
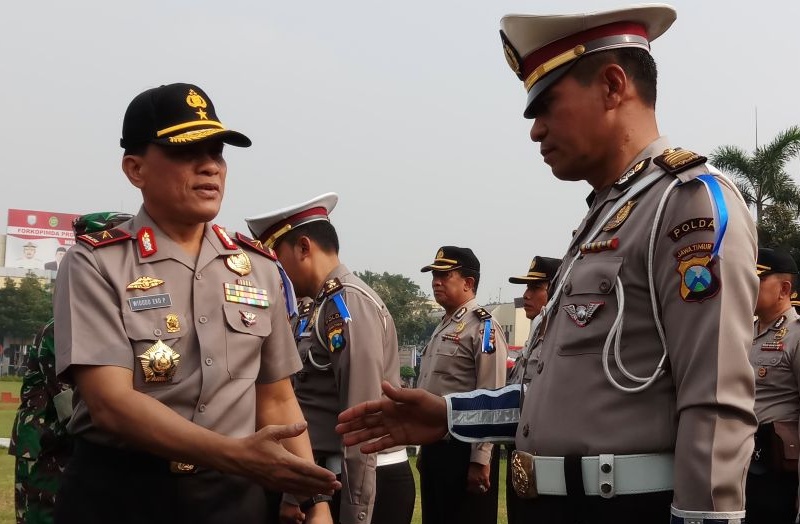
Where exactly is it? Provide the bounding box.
[77,227,131,248]
[235,233,277,261]
[653,148,707,175]
[474,307,492,321]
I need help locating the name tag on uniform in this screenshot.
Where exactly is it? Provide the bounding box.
[128,293,172,312]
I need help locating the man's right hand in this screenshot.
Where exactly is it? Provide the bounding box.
[335,381,448,453]
[237,422,340,497]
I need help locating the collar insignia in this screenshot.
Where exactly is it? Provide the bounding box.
[563,302,604,327]
[127,276,165,291]
[137,227,157,258]
[615,158,650,188]
[213,224,238,250]
[453,306,467,321]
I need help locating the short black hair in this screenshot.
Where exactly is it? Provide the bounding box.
[278,220,339,254]
[457,268,480,293]
[568,47,657,108]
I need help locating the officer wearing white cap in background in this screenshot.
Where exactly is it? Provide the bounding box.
[749,247,800,524]
[53,83,339,524]
[335,5,758,524]
[246,193,415,524]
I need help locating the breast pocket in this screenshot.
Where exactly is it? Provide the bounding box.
[122,310,188,386]
[556,257,623,356]
[223,304,272,379]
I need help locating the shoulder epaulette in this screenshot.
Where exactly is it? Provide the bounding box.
[77,227,131,248]
[298,300,313,317]
[234,232,277,261]
[322,278,344,298]
[653,148,707,175]
[474,307,492,321]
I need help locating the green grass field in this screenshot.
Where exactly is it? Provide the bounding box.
[0,380,510,524]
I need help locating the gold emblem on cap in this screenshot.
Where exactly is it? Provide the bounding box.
[186,89,209,120]
[138,340,181,383]
[165,313,180,333]
[127,276,165,291]
[436,249,444,259]
[503,41,521,76]
[225,252,252,276]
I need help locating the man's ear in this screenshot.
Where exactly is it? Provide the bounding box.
[122,155,145,189]
[297,236,313,258]
[600,63,628,109]
[464,276,476,293]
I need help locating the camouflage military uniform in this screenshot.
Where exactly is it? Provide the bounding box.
[9,320,73,524]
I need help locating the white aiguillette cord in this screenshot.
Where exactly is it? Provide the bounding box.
[519,170,669,402]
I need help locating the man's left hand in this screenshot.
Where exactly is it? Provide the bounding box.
[466,462,490,495]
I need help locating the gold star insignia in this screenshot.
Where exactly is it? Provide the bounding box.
[196,108,208,119]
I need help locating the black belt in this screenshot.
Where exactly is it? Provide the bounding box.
[73,438,200,475]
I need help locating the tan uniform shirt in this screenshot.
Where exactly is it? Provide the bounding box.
[518,137,758,512]
[293,264,400,524]
[55,208,301,446]
[751,307,800,424]
[418,298,508,463]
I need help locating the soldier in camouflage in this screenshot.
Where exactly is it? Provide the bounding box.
[8,211,133,524]
[9,320,71,524]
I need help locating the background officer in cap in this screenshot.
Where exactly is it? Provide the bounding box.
[246,193,415,524]
[53,83,338,524]
[748,248,800,524]
[416,246,507,524]
[506,255,561,384]
[336,5,758,524]
[504,255,560,524]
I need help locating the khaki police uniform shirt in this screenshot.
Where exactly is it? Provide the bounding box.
[293,264,400,524]
[518,137,758,512]
[54,208,301,446]
[418,298,508,464]
[751,307,800,424]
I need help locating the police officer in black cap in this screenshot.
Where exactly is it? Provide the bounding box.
[415,246,508,524]
[749,247,800,524]
[53,83,338,524]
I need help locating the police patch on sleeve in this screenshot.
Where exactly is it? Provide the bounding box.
[675,242,720,302]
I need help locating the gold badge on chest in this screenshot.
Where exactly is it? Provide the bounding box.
[602,200,637,232]
[225,252,252,276]
[138,340,181,383]
[165,313,180,333]
[127,276,165,291]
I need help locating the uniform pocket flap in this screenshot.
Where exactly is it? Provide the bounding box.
[122,310,188,341]
[223,304,272,337]
[566,257,623,296]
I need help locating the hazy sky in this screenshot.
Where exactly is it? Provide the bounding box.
[2,1,798,304]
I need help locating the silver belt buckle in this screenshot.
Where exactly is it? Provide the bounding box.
[510,450,538,499]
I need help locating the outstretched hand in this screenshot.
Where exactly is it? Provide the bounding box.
[240,422,341,497]
[335,381,448,453]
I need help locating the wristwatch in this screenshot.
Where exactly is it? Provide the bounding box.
[299,494,332,513]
